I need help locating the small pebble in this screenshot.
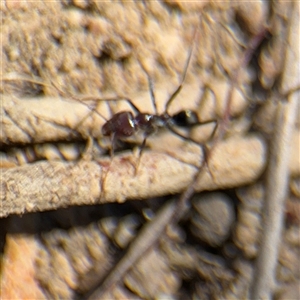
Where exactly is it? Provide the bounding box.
[190,192,235,247]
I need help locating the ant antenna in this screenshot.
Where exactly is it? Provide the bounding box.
[165,27,199,114]
[138,62,158,115]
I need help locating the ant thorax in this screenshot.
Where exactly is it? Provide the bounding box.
[134,113,157,132]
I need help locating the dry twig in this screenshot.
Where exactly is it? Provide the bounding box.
[1,136,265,218]
[250,2,300,299]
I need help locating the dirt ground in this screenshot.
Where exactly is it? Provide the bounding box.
[1,1,300,299]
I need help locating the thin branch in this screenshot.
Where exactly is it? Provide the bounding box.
[250,2,300,299]
[1,136,266,218]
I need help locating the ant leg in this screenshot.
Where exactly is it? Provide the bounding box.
[133,133,149,175]
[109,132,116,159]
[166,120,217,179]
[73,102,107,135]
[51,78,140,118]
[81,136,95,160]
[209,120,219,141]
[1,76,53,94]
[166,119,217,145]
[50,80,110,130]
[99,132,117,201]
[111,95,141,114]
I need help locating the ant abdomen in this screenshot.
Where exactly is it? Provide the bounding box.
[102,111,136,138]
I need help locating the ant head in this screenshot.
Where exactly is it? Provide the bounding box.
[172,110,199,127]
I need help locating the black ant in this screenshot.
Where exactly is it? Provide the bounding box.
[100,35,217,170]
[1,29,217,168]
[1,51,216,168]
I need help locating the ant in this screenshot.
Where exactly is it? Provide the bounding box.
[99,33,217,172]
[1,30,217,170]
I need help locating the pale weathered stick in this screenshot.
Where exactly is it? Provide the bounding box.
[0,95,107,144]
[1,135,266,218]
[250,2,300,299]
[1,80,247,146]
